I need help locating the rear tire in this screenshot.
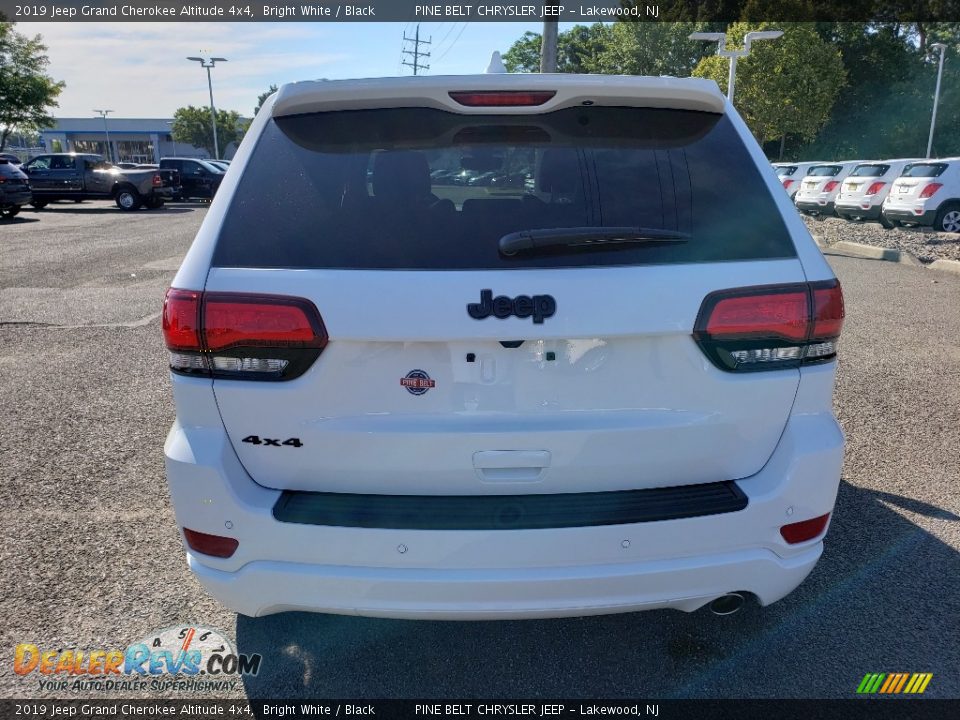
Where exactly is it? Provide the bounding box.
[115,187,142,211]
[144,197,164,210]
[1,207,20,219]
[934,203,960,233]
[879,214,896,229]
[30,200,48,210]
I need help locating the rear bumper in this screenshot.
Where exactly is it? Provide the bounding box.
[188,544,821,619]
[795,198,835,214]
[835,202,882,220]
[882,206,936,225]
[164,369,844,619]
[0,189,32,207]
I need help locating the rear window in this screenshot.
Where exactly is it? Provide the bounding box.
[902,163,947,178]
[0,163,25,178]
[850,164,890,178]
[807,165,842,177]
[213,107,795,270]
[775,165,797,177]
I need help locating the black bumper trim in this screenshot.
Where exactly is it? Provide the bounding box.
[272,481,748,530]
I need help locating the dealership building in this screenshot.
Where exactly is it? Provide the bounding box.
[38,118,236,163]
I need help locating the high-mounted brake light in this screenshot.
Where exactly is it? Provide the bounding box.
[694,281,844,372]
[448,90,556,107]
[865,182,885,196]
[162,289,327,381]
[919,182,942,199]
[823,180,840,193]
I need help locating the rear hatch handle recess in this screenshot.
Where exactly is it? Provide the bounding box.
[499,226,690,256]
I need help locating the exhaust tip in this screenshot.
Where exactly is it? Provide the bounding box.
[709,592,745,616]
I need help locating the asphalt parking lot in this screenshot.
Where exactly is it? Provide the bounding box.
[1,201,958,700]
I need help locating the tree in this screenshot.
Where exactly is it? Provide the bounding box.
[0,23,65,151]
[692,23,845,156]
[171,106,247,158]
[255,84,278,115]
[593,22,716,77]
[502,24,610,73]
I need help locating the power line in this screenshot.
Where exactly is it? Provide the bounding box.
[433,22,468,66]
[402,23,431,76]
[433,22,458,56]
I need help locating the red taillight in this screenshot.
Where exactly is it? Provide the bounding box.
[182,528,239,558]
[204,294,326,352]
[162,289,327,380]
[694,281,844,372]
[822,180,839,193]
[919,182,942,199]
[780,513,831,544]
[162,289,202,351]
[152,173,163,187]
[865,182,885,196]
[782,179,794,189]
[448,90,556,107]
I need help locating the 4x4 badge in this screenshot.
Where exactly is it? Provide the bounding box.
[467,289,557,324]
[401,369,435,396]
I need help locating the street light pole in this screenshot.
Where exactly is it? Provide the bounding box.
[93,109,114,163]
[689,30,783,104]
[186,56,228,160]
[926,43,947,159]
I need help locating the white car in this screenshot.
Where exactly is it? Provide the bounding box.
[162,73,845,620]
[793,161,864,216]
[835,159,921,228]
[772,161,825,200]
[882,158,960,232]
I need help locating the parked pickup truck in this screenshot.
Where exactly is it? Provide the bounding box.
[21,153,180,211]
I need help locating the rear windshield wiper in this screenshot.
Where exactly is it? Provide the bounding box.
[498,226,690,256]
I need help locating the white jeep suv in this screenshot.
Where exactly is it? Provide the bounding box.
[882,158,960,232]
[162,74,845,619]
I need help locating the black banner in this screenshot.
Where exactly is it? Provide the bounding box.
[2,0,960,23]
[1,700,959,720]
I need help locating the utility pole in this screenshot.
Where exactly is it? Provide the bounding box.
[926,43,947,159]
[402,24,431,75]
[540,2,559,73]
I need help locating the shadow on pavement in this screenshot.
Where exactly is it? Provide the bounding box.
[1,215,39,225]
[234,479,959,702]
[28,206,198,215]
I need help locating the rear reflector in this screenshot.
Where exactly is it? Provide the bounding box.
[182,528,239,558]
[152,173,163,187]
[823,180,839,193]
[782,179,794,189]
[920,182,942,199]
[162,289,327,381]
[780,513,831,544]
[449,90,556,107]
[865,181,885,196]
[694,281,844,372]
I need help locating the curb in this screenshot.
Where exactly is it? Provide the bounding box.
[826,241,924,266]
[929,259,960,275]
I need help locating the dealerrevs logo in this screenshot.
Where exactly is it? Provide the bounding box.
[14,625,261,692]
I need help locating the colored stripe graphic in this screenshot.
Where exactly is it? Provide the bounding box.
[857,673,932,694]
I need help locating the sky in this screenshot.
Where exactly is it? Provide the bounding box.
[17,21,581,119]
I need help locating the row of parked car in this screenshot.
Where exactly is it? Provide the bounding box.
[0,152,231,219]
[774,158,960,233]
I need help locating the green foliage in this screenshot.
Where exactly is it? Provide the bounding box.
[593,22,716,76]
[171,106,247,158]
[692,23,846,148]
[502,24,610,73]
[0,22,65,151]
[255,84,279,115]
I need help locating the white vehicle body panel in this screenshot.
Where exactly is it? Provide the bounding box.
[835,159,919,216]
[793,161,864,212]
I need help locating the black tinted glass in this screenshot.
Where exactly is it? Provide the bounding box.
[850,164,890,177]
[213,107,795,270]
[902,163,947,178]
[808,165,842,177]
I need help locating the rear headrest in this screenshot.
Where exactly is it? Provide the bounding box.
[372,151,431,201]
[538,149,580,195]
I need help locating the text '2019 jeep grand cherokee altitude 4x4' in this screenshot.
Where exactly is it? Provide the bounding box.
[162,74,845,620]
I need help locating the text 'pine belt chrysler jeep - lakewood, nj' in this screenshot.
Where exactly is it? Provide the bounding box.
[162,73,845,620]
